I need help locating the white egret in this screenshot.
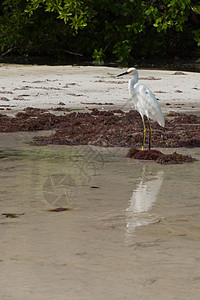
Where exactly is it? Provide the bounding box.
[117,67,165,150]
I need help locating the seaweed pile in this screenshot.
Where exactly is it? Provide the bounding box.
[0,107,199,163]
[0,107,199,148]
[126,147,197,164]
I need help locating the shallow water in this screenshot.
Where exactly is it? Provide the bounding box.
[0,132,200,300]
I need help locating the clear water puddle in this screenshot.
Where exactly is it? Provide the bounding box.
[0,132,200,300]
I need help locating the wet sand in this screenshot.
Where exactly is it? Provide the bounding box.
[0,133,200,300]
[0,65,200,299]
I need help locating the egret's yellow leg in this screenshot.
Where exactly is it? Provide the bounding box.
[148,119,152,150]
[142,117,146,151]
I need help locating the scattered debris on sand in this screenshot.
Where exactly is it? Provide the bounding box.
[80,102,114,105]
[49,208,70,212]
[2,213,25,218]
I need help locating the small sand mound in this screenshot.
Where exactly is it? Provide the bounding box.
[126,147,197,164]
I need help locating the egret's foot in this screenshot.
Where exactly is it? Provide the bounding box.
[141,146,144,151]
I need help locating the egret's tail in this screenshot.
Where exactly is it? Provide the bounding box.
[158,114,165,127]
[154,107,165,127]
[149,110,165,127]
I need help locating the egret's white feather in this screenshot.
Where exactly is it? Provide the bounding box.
[127,68,165,127]
[117,67,165,149]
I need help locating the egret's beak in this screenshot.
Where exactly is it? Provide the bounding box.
[117,71,129,77]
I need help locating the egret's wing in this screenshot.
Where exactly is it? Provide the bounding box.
[135,83,165,127]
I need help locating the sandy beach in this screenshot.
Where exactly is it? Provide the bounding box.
[0,64,199,115]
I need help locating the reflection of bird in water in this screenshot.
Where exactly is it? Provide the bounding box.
[117,67,165,150]
[125,168,164,242]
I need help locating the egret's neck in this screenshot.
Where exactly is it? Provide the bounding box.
[130,74,138,86]
[128,74,138,97]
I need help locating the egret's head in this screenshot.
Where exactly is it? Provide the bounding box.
[127,67,137,75]
[117,67,138,77]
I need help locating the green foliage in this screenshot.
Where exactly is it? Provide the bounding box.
[113,40,132,62]
[191,3,200,49]
[92,48,105,64]
[0,0,199,61]
[25,0,87,32]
